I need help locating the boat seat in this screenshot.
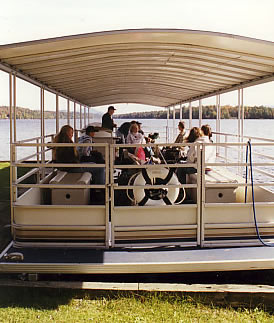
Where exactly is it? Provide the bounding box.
[49,171,92,205]
[187,166,244,203]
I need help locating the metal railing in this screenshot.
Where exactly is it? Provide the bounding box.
[9,136,274,248]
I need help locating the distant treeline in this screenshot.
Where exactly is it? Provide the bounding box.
[117,105,274,119]
[0,106,82,119]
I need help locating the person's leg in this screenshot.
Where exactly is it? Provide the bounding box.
[81,162,105,185]
[176,166,197,184]
[89,166,105,185]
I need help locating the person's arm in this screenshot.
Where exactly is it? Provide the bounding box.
[186,145,196,163]
[82,137,92,157]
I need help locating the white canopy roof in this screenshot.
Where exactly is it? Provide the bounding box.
[0,29,273,108]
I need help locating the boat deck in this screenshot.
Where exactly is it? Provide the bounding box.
[1,244,274,274]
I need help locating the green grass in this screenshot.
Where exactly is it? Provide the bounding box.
[0,289,273,323]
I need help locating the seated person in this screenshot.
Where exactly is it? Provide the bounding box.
[77,126,104,163]
[176,126,216,184]
[54,125,79,170]
[126,123,146,163]
[176,127,203,184]
[126,123,145,145]
[54,125,105,184]
[175,121,186,143]
[201,124,213,142]
[116,122,131,144]
[161,122,187,162]
[201,124,216,171]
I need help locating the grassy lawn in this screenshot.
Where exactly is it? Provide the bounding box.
[0,288,273,323]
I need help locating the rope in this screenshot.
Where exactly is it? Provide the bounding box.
[246,140,274,247]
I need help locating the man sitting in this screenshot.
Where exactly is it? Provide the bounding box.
[77,126,104,163]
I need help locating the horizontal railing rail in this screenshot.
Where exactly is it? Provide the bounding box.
[9,137,274,249]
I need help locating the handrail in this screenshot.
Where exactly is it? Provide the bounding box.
[15,134,53,144]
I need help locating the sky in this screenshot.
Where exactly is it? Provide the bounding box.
[0,0,273,114]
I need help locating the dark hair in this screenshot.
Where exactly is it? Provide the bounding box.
[201,124,212,138]
[54,125,73,143]
[54,125,78,163]
[108,106,115,111]
[178,121,185,130]
[85,126,98,134]
[187,127,202,143]
[118,122,131,137]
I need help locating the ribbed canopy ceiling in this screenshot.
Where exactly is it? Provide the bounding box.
[0,29,273,108]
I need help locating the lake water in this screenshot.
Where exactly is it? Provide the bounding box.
[0,118,273,160]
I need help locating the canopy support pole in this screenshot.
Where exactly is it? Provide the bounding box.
[84,106,87,129]
[238,88,244,175]
[241,88,244,140]
[80,105,82,130]
[179,103,182,121]
[40,87,45,179]
[173,105,176,141]
[13,74,17,143]
[56,94,59,134]
[188,102,192,129]
[74,102,76,142]
[9,73,13,145]
[9,73,16,233]
[216,94,221,156]
[166,107,170,142]
[199,99,202,128]
[67,99,70,125]
[88,107,90,125]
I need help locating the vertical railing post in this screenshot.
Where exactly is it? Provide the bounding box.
[197,143,203,247]
[179,102,182,121]
[108,144,113,248]
[36,138,40,183]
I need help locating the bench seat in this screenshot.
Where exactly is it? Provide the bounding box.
[187,167,244,203]
[49,171,92,205]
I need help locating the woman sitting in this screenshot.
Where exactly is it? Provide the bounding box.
[54,125,105,184]
[201,124,216,171]
[54,125,79,170]
[201,124,213,142]
[176,126,216,184]
[126,123,146,163]
[176,127,203,184]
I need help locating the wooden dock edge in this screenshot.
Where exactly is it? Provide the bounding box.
[1,279,274,294]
